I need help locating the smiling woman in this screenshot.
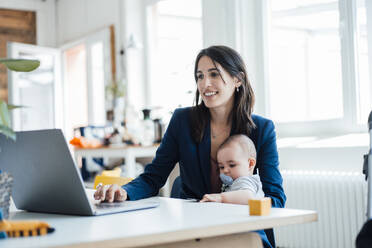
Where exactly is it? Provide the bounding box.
[94,45,285,248]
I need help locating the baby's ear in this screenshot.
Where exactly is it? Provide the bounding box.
[248,158,256,169]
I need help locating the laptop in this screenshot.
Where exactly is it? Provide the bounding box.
[0,129,159,216]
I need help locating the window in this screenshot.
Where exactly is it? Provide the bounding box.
[146,0,202,114]
[90,42,106,125]
[265,0,370,135]
[63,44,89,138]
[62,28,111,140]
[7,43,62,132]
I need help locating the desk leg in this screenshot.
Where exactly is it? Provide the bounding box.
[148,232,262,248]
[125,150,136,178]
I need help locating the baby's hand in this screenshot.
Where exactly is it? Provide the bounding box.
[200,193,222,203]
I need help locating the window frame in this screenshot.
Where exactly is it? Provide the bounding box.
[260,0,371,137]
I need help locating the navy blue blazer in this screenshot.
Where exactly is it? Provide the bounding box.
[123,107,286,208]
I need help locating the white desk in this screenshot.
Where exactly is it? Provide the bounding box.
[74,145,159,178]
[1,197,317,248]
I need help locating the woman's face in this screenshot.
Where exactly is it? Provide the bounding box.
[196,56,241,110]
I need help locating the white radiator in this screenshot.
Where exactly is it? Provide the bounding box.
[276,170,368,248]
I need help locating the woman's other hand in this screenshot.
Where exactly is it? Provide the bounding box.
[94,184,127,202]
[200,193,222,203]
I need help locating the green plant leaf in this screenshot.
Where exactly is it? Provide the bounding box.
[0,125,16,140]
[0,100,11,127]
[0,59,40,72]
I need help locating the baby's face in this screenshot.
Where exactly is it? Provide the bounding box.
[217,143,253,180]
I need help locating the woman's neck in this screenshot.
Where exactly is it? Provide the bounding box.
[209,100,234,127]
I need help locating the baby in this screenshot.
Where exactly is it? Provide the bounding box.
[201,134,264,204]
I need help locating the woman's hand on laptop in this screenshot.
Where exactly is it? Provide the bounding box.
[94,184,127,202]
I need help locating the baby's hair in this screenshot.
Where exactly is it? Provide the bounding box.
[218,134,256,159]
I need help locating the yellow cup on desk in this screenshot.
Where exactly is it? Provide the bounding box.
[93,168,133,189]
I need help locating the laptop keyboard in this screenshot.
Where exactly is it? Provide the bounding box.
[94,202,128,209]
[91,199,160,214]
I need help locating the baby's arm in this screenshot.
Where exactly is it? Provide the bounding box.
[221,190,256,205]
[201,190,256,205]
[200,193,222,203]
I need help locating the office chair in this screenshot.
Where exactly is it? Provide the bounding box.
[356,220,372,248]
[170,176,182,198]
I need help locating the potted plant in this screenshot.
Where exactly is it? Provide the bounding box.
[0,58,40,218]
[105,79,126,124]
[105,79,126,107]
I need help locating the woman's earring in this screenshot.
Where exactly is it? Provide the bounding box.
[236,87,239,93]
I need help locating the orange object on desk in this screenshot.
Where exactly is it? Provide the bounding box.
[69,137,102,149]
[249,197,271,216]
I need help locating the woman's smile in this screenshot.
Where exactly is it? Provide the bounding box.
[204,91,218,97]
[202,90,219,106]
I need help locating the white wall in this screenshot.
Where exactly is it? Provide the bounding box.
[122,0,146,111]
[55,0,371,173]
[56,0,121,45]
[0,0,56,47]
[56,0,146,110]
[56,0,122,75]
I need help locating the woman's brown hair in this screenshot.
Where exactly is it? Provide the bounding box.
[190,45,256,143]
